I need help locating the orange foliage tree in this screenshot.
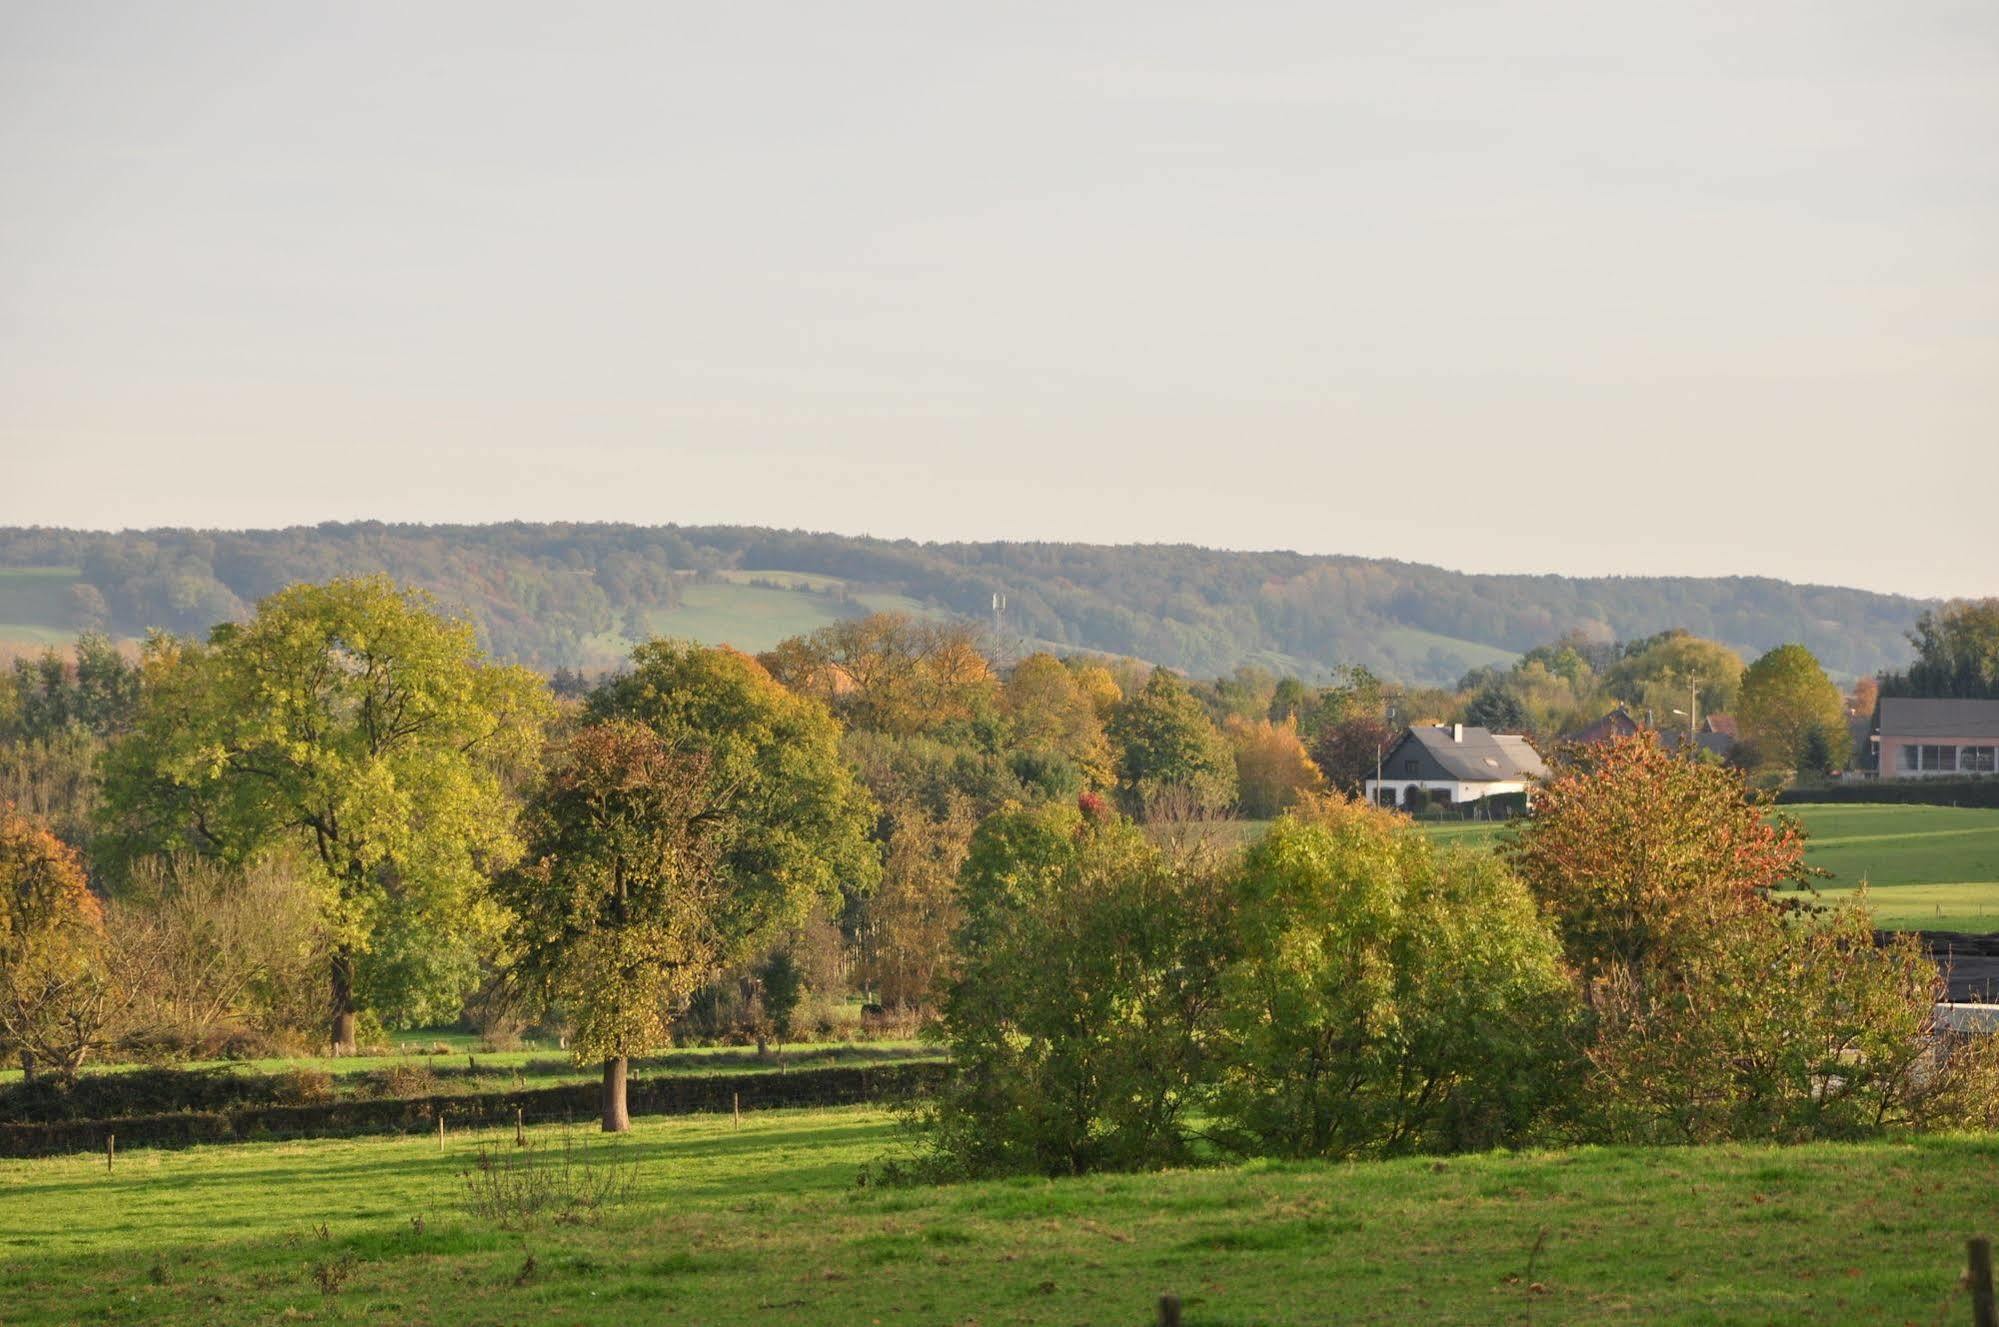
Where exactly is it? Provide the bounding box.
[0,806,108,1082]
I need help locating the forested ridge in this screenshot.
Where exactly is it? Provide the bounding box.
[0,523,1924,683]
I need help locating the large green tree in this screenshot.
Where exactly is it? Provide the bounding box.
[1900,598,1999,699]
[1107,670,1238,817]
[499,721,722,1131]
[584,642,879,960]
[99,577,553,1052]
[1737,644,1850,773]
[1215,799,1571,1158]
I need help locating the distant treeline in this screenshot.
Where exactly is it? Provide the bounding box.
[0,523,1926,683]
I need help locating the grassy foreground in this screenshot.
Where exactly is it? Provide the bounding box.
[1,1106,1994,1325]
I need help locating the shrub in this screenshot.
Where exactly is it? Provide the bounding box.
[363,1063,438,1100]
[1580,903,1999,1144]
[919,805,1234,1177]
[458,1131,638,1229]
[1210,797,1576,1158]
[273,1067,335,1106]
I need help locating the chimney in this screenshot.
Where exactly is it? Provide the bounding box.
[1452,724,1464,743]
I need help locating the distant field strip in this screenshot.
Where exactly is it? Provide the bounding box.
[1412,803,1999,933]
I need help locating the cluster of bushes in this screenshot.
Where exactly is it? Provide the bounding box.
[899,733,1999,1179]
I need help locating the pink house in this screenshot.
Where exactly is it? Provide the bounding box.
[1876,697,1999,778]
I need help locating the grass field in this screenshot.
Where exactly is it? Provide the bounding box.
[1406,804,1999,933]
[0,1106,1991,1324]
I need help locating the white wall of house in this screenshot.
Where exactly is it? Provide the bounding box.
[1362,778,1532,805]
[1879,735,1999,779]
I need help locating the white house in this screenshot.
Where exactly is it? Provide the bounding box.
[1363,723,1549,812]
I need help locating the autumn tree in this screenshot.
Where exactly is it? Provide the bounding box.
[0,807,108,1083]
[585,641,879,964]
[856,803,973,1010]
[98,577,553,1052]
[761,614,998,738]
[1226,717,1323,818]
[1737,644,1850,773]
[1107,670,1238,817]
[498,721,721,1131]
[1308,713,1396,796]
[1001,653,1113,791]
[1505,730,1813,985]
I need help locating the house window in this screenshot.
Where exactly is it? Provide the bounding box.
[1898,745,1920,772]
[1921,745,1957,771]
[1403,759,1419,776]
[1964,746,1997,773]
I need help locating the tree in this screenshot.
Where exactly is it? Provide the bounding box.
[1308,713,1395,796]
[498,721,721,1131]
[856,803,972,1010]
[1462,685,1528,733]
[1737,644,1850,773]
[1106,670,1238,817]
[0,807,108,1083]
[1213,799,1572,1158]
[99,577,553,1052]
[585,641,879,966]
[1900,599,1999,699]
[1581,903,1999,1144]
[1225,717,1323,818]
[1603,631,1745,720]
[924,806,1234,1176]
[755,948,804,1060]
[1001,654,1113,791]
[761,614,997,738]
[1505,730,1814,985]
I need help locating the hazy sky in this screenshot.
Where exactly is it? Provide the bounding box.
[3,3,1995,597]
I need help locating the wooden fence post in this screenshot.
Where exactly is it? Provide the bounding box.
[106,1134,114,1173]
[1971,1237,1996,1327]
[515,1107,524,1147]
[437,1112,445,1151]
[733,1092,740,1130]
[1158,1292,1181,1327]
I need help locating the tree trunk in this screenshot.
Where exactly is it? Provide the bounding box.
[330,949,358,1056]
[17,1049,33,1085]
[601,1056,630,1133]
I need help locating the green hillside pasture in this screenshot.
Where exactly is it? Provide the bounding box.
[638,574,946,655]
[0,1107,1992,1325]
[0,566,84,650]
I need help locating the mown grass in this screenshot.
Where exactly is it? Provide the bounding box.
[1404,804,1999,933]
[0,1106,1992,1324]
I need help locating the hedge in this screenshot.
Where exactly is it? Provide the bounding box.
[1776,779,1999,809]
[0,1062,949,1158]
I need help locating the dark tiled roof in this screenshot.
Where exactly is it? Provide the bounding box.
[1878,698,1999,739]
[1568,708,1640,744]
[1400,725,1547,782]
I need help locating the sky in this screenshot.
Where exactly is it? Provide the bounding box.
[2,3,1995,599]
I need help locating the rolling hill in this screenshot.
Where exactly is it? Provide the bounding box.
[0,524,1928,685]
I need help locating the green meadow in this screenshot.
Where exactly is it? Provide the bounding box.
[1,1105,1993,1325]
[1412,803,1999,933]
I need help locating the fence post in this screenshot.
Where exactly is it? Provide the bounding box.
[437,1112,445,1151]
[1971,1237,1996,1327]
[1159,1293,1181,1327]
[515,1107,524,1147]
[106,1133,114,1173]
[733,1092,740,1130]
